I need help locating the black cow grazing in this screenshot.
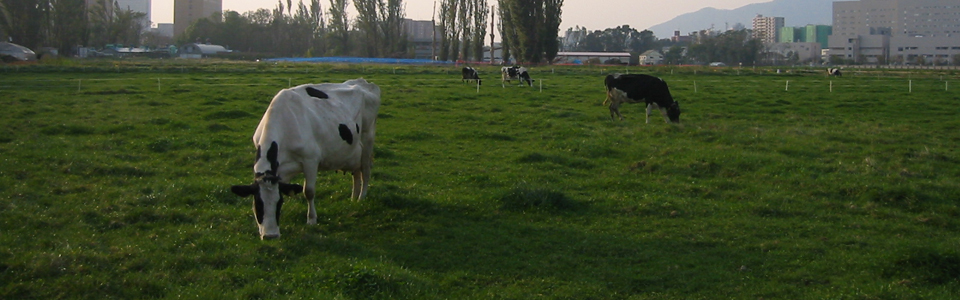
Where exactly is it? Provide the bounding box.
[604,74,681,123]
[501,66,532,87]
[827,68,842,77]
[462,67,481,85]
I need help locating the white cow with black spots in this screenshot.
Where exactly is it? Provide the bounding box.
[501,66,532,87]
[230,78,380,239]
[827,68,842,77]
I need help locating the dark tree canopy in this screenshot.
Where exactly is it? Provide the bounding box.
[497,0,563,64]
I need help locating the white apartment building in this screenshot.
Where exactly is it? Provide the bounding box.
[753,14,785,45]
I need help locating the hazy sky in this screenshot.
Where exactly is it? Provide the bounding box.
[152,0,772,35]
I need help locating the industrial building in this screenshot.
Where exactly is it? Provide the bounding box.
[828,0,960,65]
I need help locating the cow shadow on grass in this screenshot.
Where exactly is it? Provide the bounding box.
[267,183,761,298]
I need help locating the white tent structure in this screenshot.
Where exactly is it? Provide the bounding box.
[0,42,37,62]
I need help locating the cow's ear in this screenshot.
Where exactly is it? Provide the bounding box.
[231,184,258,197]
[280,183,303,196]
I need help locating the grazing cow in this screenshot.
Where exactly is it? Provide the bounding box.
[501,66,532,87]
[827,68,842,77]
[461,67,481,85]
[604,74,681,123]
[230,78,380,239]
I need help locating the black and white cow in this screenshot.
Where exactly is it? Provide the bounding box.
[461,67,481,85]
[827,68,842,77]
[604,74,681,123]
[501,66,532,87]
[230,78,380,239]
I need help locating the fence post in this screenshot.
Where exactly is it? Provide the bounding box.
[694,81,697,93]
[785,80,790,91]
[909,80,912,93]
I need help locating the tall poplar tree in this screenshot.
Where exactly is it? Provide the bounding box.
[379,0,405,57]
[470,0,488,62]
[496,2,512,64]
[327,0,349,55]
[496,0,563,64]
[436,0,453,61]
[541,0,562,62]
[354,0,381,57]
[458,0,472,61]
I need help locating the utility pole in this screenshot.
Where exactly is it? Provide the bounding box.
[432,1,437,60]
[489,5,496,65]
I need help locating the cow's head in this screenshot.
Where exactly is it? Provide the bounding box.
[667,101,681,123]
[230,141,302,239]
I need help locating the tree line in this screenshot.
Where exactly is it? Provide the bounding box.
[0,0,146,56]
[178,0,410,58]
[1,0,567,63]
[435,0,564,64]
[566,26,763,66]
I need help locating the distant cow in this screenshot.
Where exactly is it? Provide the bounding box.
[501,66,532,87]
[604,74,681,123]
[230,78,381,239]
[827,68,842,76]
[462,67,481,85]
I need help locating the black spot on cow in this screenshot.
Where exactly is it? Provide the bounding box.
[355,123,360,134]
[306,87,329,99]
[266,141,280,176]
[254,195,265,224]
[338,124,354,145]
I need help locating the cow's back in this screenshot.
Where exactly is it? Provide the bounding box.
[253,81,380,172]
[606,74,673,102]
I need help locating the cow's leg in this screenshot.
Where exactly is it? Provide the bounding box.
[645,104,653,124]
[301,164,319,225]
[351,169,369,200]
[352,142,374,200]
[351,167,372,200]
[609,101,624,121]
[659,106,670,123]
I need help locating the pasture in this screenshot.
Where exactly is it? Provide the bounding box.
[1,61,959,299]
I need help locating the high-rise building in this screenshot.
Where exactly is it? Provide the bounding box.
[806,25,832,49]
[116,0,151,29]
[174,0,222,38]
[752,14,785,44]
[780,27,805,43]
[828,0,960,64]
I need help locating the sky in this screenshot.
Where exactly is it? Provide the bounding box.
[151,0,773,37]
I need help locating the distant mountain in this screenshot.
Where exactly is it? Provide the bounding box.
[648,0,834,39]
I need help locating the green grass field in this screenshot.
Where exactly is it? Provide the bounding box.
[2,62,959,299]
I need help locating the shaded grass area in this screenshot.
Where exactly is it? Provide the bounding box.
[1,65,960,299]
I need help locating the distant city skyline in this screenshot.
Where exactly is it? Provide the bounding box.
[150,0,775,35]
